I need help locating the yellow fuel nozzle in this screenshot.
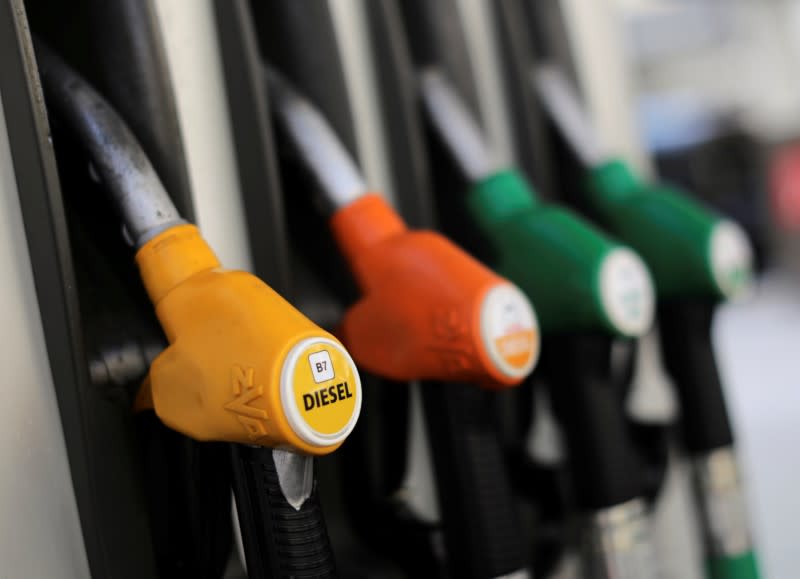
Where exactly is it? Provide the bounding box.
[36,41,361,456]
[133,225,361,455]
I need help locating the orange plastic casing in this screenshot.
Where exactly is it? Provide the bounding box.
[134,224,360,455]
[330,194,532,389]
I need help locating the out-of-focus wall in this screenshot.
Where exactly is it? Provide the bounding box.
[617,0,800,143]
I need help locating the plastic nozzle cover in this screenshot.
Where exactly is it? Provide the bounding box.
[329,194,539,388]
[586,159,753,301]
[135,225,362,455]
[467,170,655,338]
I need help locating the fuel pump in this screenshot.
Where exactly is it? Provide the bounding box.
[34,41,362,579]
[533,65,759,579]
[418,66,662,579]
[263,61,539,578]
[461,2,758,575]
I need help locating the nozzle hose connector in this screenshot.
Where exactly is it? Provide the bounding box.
[264,66,367,211]
[419,67,500,183]
[34,39,185,248]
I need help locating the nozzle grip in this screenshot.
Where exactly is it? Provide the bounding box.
[423,383,530,578]
[231,446,336,579]
[544,336,645,510]
[658,301,734,453]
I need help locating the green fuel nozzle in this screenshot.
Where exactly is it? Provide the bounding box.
[467,170,654,338]
[419,68,655,339]
[586,159,753,302]
[533,64,753,303]
[419,69,663,577]
[535,63,760,579]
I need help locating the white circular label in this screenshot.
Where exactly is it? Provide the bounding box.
[599,248,655,337]
[710,220,753,300]
[479,284,540,379]
[279,337,362,448]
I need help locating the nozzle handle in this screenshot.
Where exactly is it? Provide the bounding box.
[544,335,645,510]
[658,301,734,453]
[423,383,530,578]
[231,446,336,579]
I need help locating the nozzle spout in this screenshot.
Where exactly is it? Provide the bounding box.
[264,65,367,211]
[533,63,609,168]
[418,67,499,182]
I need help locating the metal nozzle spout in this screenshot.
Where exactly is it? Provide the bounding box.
[532,63,608,168]
[418,67,499,183]
[34,38,185,248]
[264,65,367,212]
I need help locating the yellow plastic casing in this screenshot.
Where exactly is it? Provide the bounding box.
[134,224,361,456]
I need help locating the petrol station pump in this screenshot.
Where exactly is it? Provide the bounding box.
[362,1,665,577]
[245,3,540,577]
[483,1,761,578]
[0,1,771,578]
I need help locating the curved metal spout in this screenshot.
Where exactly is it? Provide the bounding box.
[418,67,499,182]
[264,65,367,211]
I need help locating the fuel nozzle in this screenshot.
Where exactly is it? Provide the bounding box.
[266,67,539,387]
[421,66,662,578]
[586,160,753,301]
[533,64,753,302]
[36,42,361,456]
[420,68,655,339]
[535,63,760,579]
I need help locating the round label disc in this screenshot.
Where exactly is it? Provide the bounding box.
[280,337,361,448]
[599,248,655,337]
[710,220,753,300]
[480,283,540,380]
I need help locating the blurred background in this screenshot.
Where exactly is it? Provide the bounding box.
[565,1,800,577]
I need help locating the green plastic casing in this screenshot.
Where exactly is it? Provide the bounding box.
[707,552,759,579]
[586,159,751,301]
[466,170,648,337]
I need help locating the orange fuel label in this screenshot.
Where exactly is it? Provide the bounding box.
[480,284,539,380]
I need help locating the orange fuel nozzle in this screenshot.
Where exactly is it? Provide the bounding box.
[330,194,539,388]
[37,44,361,456]
[265,66,539,389]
